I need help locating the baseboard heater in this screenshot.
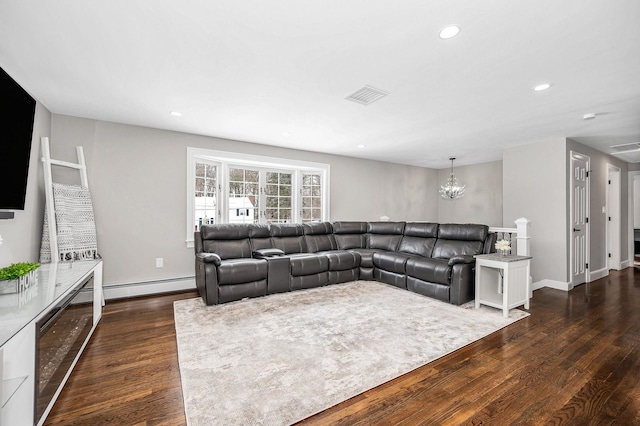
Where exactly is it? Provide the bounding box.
[102,276,196,300]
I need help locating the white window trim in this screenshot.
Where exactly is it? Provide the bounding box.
[186,147,330,247]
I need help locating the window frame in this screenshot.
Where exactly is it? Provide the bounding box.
[186,147,330,247]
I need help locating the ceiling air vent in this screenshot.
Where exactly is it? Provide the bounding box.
[610,142,640,163]
[345,85,389,105]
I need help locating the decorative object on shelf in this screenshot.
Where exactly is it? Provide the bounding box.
[440,157,466,200]
[0,262,40,294]
[495,239,511,256]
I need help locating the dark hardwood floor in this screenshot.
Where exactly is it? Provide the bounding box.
[46,268,640,425]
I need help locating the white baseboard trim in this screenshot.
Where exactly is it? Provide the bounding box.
[588,267,609,282]
[532,279,572,292]
[621,259,632,269]
[103,276,196,300]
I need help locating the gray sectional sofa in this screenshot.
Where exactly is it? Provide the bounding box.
[194,221,495,306]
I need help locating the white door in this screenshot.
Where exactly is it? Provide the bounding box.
[607,165,621,270]
[570,152,590,286]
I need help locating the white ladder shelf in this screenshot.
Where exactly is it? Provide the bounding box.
[40,136,89,263]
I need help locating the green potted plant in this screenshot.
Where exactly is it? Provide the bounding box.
[0,262,40,294]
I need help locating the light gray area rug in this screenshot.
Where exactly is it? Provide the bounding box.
[174,281,528,426]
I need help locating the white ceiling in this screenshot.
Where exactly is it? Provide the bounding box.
[1,0,639,168]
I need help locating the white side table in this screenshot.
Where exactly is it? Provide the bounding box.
[474,254,532,318]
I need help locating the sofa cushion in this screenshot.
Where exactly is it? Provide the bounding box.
[432,224,489,259]
[437,224,488,242]
[368,221,406,234]
[400,222,438,257]
[368,222,405,251]
[332,221,367,234]
[398,236,436,258]
[249,224,273,251]
[323,250,361,271]
[350,248,378,268]
[332,221,367,250]
[217,258,268,285]
[405,257,451,285]
[270,224,307,254]
[303,222,337,252]
[404,222,439,238]
[288,253,329,276]
[201,224,252,260]
[373,251,413,274]
[432,240,484,260]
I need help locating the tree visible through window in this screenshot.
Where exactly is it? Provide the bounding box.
[302,173,322,222]
[229,167,259,223]
[194,162,217,229]
[188,148,329,245]
[265,171,292,223]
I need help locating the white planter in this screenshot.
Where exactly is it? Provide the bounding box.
[0,269,38,295]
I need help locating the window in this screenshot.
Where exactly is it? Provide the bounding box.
[265,171,292,224]
[302,173,322,222]
[186,148,329,246]
[194,162,218,228]
[229,167,259,223]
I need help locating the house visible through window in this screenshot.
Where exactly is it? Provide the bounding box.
[186,148,329,246]
[194,162,218,229]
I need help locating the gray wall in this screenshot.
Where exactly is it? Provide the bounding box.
[566,138,629,273]
[0,102,50,267]
[503,137,630,287]
[503,139,568,284]
[437,160,503,226]
[49,115,440,286]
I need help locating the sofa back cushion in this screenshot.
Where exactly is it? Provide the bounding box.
[270,224,307,254]
[200,224,252,259]
[398,222,439,257]
[368,222,405,251]
[432,224,489,259]
[332,221,368,250]
[248,224,273,251]
[303,222,337,253]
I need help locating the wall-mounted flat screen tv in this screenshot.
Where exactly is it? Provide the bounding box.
[0,65,36,210]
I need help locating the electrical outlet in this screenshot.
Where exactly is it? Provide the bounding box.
[155,258,164,268]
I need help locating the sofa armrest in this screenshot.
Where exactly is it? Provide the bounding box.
[447,255,475,266]
[449,263,475,305]
[196,252,222,266]
[253,248,285,258]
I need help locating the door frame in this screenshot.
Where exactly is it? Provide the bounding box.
[606,164,622,270]
[569,151,590,287]
[627,171,640,267]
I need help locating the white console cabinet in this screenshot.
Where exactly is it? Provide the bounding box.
[0,260,102,426]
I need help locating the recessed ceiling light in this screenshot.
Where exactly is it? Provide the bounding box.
[282,132,291,137]
[170,111,182,117]
[357,144,366,148]
[582,113,597,120]
[439,25,460,39]
[533,83,551,91]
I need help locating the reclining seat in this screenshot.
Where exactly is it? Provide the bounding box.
[405,223,489,305]
[370,222,408,289]
[332,221,372,279]
[303,222,361,285]
[378,222,439,287]
[194,224,268,305]
[270,224,329,291]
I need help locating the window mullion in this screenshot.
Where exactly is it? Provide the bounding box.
[259,169,266,224]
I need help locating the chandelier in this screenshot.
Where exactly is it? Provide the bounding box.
[440,157,465,200]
